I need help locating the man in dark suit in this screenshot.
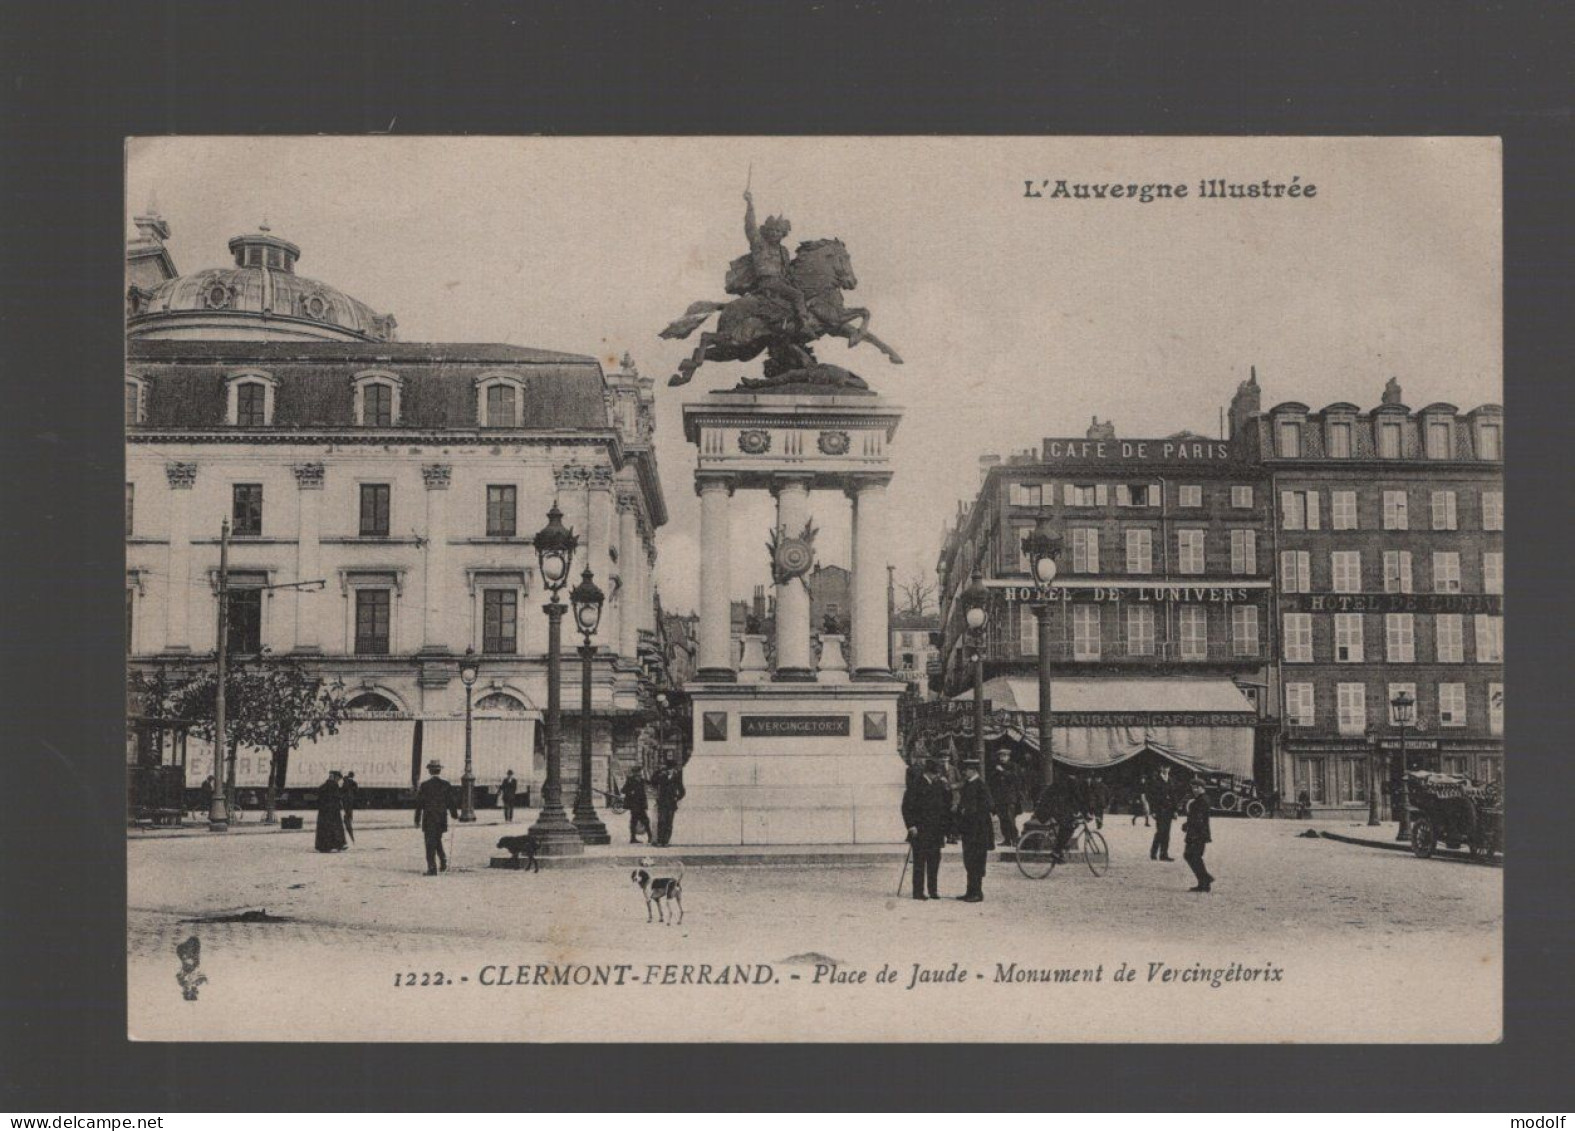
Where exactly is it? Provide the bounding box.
[498,770,518,822]
[414,759,459,876]
[340,770,358,842]
[623,766,653,844]
[989,752,1021,846]
[902,757,953,900]
[1182,777,1215,892]
[955,759,995,902]
[1150,764,1179,861]
[654,756,685,847]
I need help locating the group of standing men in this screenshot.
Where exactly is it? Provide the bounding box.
[620,758,686,846]
[313,769,359,852]
[902,757,996,902]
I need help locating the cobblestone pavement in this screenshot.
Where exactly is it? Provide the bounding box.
[128,817,1502,1043]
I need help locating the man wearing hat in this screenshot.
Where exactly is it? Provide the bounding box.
[653,755,686,847]
[1181,777,1215,892]
[414,760,459,875]
[955,758,996,902]
[340,770,359,842]
[498,770,518,823]
[314,771,348,853]
[901,757,952,900]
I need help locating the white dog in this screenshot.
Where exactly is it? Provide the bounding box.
[630,856,685,924]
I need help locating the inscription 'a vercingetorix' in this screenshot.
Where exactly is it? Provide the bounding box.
[740,715,851,738]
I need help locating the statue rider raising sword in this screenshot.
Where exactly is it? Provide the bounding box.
[732,189,814,333]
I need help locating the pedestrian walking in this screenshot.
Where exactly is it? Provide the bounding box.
[499,770,518,822]
[1149,764,1179,861]
[195,775,214,820]
[622,766,653,844]
[314,771,348,853]
[340,770,358,842]
[1182,778,1215,892]
[955,759,995,902]
[1088,774,1108,829]
[1130,783,1152,827]
[902,757,953,900]
[414,759,459,875]
[654,756,685,847]
[990,752,1020,846]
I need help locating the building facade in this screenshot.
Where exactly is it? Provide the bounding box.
[1242,376,1504,814]
[125,218,670,803]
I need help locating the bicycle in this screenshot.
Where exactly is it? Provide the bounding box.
[1015,814,1109,879]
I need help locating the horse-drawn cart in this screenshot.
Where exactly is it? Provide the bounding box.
[1405,771,1502,862]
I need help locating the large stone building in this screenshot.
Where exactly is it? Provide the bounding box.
[1239,374,1504,813]
[125,213,670,803]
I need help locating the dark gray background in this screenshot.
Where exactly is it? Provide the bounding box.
[2,0,1570,1110]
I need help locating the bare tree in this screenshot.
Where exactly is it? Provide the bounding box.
[898,572,937,615]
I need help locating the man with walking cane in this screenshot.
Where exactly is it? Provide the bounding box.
[415,759,459,876]
[901,757,952,901]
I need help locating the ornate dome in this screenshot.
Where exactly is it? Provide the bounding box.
[127,228,397,343]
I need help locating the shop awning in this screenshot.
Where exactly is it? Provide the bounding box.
[957,676,1256,716]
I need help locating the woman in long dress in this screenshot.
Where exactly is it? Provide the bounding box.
[314,771,348,852]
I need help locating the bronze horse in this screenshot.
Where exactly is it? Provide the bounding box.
[662,238,903,386]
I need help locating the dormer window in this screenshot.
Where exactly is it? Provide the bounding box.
[352,371,402,427]
[225,371,278,427]
[1276,420,1301,457]
[1378,420,1403,458]
[476,372,527,428]
[1327,421,1352,458]
[1424,418,1453,459]
[124,375,148,425]
[1477,421,1502,460]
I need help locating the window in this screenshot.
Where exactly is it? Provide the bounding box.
[1126,605,1155,656]
[354,589,391,654]
[1280,550,1311,593]
[1065,483,1105,507]
[1283,614,1313,662]
[1430,490,1457,530]
[483,589,519,654]
[1378,420,1403,459]
[226,589,263,654]
[1332,551,1362,594]
[361,382,394,426]
[1285,683,1315,727]
[1230,485,1253,509]
[1339,757,1370,804]
[232,484,263,537]
[1436,683,1466,727]
[1117,484,1157,507]
[125,483,134,537]
[1125,528,1152,574]
[1295,757,1328,804]
[1489,683,1503,736]
[1230,530,1257,575]
[1336,683,1367,736]
[1177,530,1205,575]
[1381,551,1412,594]
[236,382,268,427]
[1482,551,1503,595]
[1231,604,1260,657]
[1474,615,1503,663]
[1328,422,1352,458]
[1009,482,1044,507]
[1436,615,1464,663]
[1481,490,1503,531]
[124,378,146,425]
[1178,485,1203,508]
[1425,419,1452,459]
[1382,490,1409,530]
[1071,528,1100,573]
[1277,420,1301,457]
[1281,490,1320,530]
[1477,423,1501,460]
[1331,490,1358,530]
[1385,613,1415,662]
[1432,552,1460,594]
[1179,606,1207,660]
[486,485,518,537]
[1018,606,1038,655]
[486,384,517,428]
[1072,605,1101,660]
[359,484,391,537]
[1334,613,1364,662]
[1387,682,1418,726]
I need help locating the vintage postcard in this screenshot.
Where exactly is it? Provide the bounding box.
[124,136,1502,1042]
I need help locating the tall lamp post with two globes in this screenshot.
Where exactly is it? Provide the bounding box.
[1021,517,1063,791]
[459,647,480,822]
[569,566,611,845]
[1390,688,1416,842]
[526,503,585,857]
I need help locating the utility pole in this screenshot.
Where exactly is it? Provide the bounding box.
[208,519,231,832]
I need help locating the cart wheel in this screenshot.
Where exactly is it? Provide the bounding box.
[1243,799,1267,819]
[1082,830,1110,877]
[1218,791,1239,813]
[1015,829,1058,879]
[1410,817,1436,859]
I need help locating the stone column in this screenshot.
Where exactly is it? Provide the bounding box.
[617,491,642,662]
[420,464,451,652]
[164,461,196,650]
[850,476,892,677]
[291,462,324,651]
[772,474,815,681]
[586,469,616,635]
[695,474,735,681]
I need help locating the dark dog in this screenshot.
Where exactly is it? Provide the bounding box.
[496,834,540,873]
[631,856,684,924]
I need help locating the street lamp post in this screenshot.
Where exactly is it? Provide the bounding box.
[570,567,610,845]
[963,571,992,806]
[1391,689,1415,842]
[1365,724,1381,827]
[526,503,585,856]
[1022,519,1063,791]
[459,647,479,822]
